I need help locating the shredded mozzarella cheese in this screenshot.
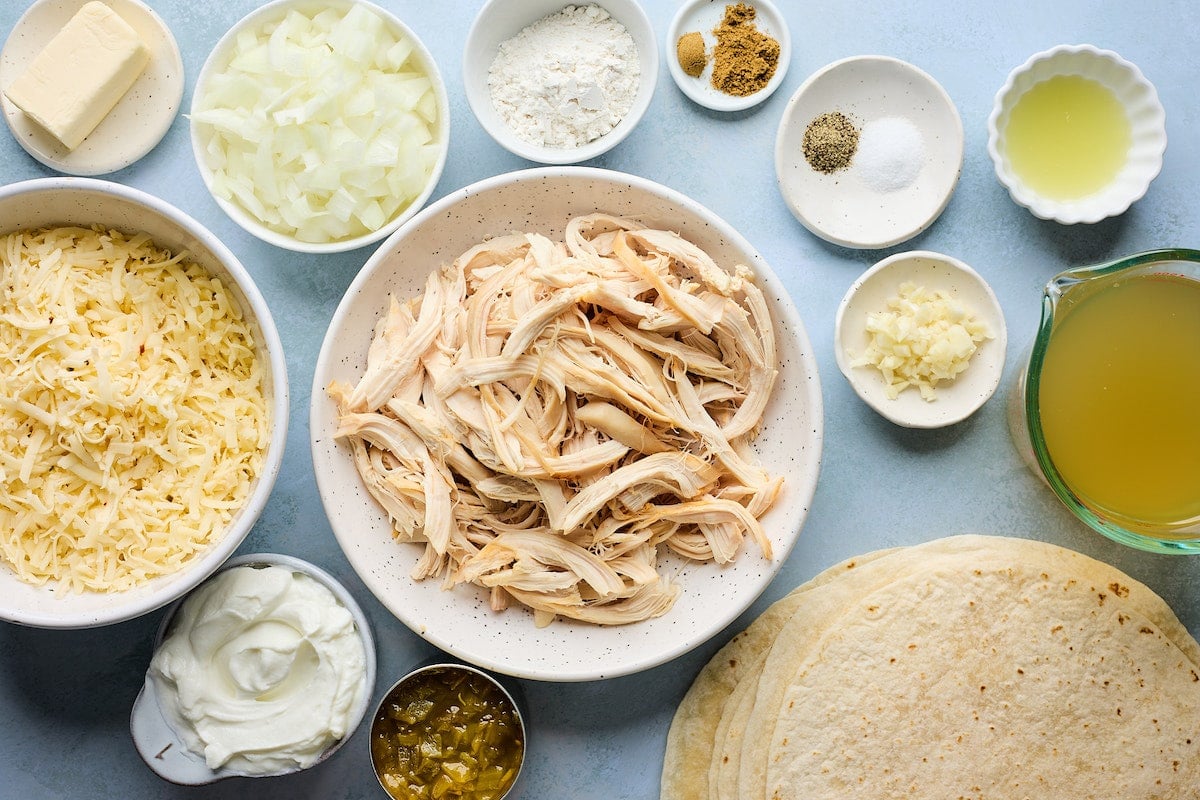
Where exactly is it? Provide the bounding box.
[849,281,992,401]
[0,227,268,592]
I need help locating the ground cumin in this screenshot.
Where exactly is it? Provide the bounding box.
[676,31,707,77]
[710,3,780,97]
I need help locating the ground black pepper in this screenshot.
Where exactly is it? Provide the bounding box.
[802,111,860,173]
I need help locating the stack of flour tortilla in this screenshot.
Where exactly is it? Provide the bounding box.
[661,535,1200,799]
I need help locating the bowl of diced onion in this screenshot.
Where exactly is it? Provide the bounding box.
[189,0,449,253]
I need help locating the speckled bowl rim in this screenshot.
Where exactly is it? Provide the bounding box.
[461,0,657,165]
[189,0,450,254]
[986,44,1166,225]
[309,165,824,681]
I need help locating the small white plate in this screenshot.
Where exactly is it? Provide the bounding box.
[0,0,184,176]
[666,0,789,112]
[834,250,1007,429]
[775,56,963,249]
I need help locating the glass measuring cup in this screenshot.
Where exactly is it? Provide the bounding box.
[1009,248,1200,554]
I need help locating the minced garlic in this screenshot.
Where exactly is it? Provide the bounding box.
[849,281,992,401]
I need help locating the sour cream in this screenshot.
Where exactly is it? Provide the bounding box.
[149,564,367,775]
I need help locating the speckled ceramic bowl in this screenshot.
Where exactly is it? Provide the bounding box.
[987,44,1166,224]
[310,167,823,681]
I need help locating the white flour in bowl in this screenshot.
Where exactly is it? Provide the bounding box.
[487,4,639,149]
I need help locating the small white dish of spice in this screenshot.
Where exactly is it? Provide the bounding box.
[667,0,789,112]
[987,44,1166,225]
[775,55,963,249]
[0,0,184,176]
[463,0,657,164]
[834,250,1007,429]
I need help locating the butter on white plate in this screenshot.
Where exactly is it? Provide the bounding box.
[4,1,148,150]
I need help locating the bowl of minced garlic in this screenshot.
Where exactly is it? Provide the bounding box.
[667,0,790,112]
[834,250,1007,429]
[0,177,288,629]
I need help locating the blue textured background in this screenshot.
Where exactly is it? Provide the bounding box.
[1,1,1198,797]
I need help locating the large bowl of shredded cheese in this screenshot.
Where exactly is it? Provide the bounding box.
[0,178,288,628]
[311,167,823,680]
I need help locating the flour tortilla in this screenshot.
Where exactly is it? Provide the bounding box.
[764,556,1200,799]
[662,535,1200,800]
[659,549,899,800]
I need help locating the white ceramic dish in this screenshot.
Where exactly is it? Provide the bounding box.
[987,44,1166,225]
[775,55,963,249]
[462,0,657,164]
[310,167,823,681]
[130,553,376,785]
[0,0,184,176]
[834,250,1007,429]
[190,0,449,254]
[0,178,288,629]
[666,0,789,112]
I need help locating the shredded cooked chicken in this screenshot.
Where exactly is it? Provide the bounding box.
[329,214,781,626]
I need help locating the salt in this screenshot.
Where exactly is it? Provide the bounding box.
[855,116,925,192]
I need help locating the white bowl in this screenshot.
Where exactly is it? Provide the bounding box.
[462,0,657,164]
[310,167,823,681]
[190,0,450,254]
[131,553,376,785]
[0,178,288,628]
[987,44,1166,225]
[834,250,1007,429]
[666,0,790,112]
[0,0,184,176]
[775,55,964,249]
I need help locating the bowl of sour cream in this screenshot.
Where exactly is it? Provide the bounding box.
[130,553,375,785]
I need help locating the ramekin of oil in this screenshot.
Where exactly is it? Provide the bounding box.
[987,44,1166,224]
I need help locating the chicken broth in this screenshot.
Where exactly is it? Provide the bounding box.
[1037,273,1200,528]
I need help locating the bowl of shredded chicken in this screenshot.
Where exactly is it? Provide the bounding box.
[0,178,288,629]
[311,167,822,680]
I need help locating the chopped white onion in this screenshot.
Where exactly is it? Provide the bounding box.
[193,4,441,244]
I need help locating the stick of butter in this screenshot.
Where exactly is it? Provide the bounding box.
[4,2,149,150]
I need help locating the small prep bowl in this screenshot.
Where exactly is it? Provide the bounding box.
[0,178,288,629]
[462,0,657,164]
[370,662,525,800]
[775,56,964,249]
[666,0,790,112]
[131,553,377,785]
[834,250,1007,429]
[190,0,450,254]
[987,44,1166,225]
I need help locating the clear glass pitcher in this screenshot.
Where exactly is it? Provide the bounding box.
[1008,248,1200,554]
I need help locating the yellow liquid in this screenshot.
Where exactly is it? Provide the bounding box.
[1004,74,1131,199]
[1038,275,1200,528]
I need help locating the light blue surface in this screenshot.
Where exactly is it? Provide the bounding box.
[1,1,1198,797]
